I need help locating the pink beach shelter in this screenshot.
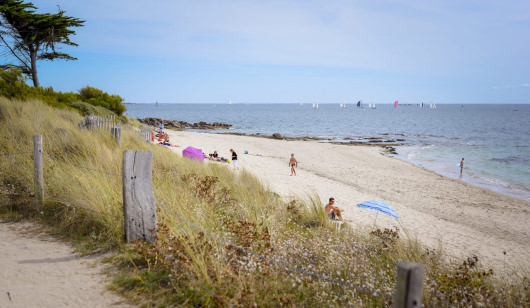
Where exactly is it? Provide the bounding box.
[182,146,204,161]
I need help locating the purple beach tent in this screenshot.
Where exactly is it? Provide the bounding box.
[182,146,204,161]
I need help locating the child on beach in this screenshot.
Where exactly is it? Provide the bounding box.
[460,158,464,175]
[289,154,298,176]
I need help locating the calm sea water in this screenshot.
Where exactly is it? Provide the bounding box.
[126,103,530,200]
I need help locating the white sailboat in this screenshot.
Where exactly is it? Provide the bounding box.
[313,101,319,109]
[228,99,232,105]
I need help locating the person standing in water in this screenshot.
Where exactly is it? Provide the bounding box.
[289,154,298,176]
[460,158,464,175]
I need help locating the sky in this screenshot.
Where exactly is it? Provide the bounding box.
[15,0,530,103]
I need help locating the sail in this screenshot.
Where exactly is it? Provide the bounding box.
[394,100,398,108]
[357,101,361,107]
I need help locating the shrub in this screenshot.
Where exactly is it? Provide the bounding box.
[0,67,126,116]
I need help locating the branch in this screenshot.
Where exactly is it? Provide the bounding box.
[0,32,30,71]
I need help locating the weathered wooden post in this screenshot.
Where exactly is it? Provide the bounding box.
[111,127,122,147]
[393,262,425,308]
[33,135,44,210]
[122,150,157,243]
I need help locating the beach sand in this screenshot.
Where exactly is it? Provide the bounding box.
[164,130,530,272]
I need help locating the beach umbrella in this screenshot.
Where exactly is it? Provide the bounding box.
[357,200,398,226]
[182,146,204,161]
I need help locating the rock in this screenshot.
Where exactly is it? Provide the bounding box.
[272,133,283,139]
[137,117,231,130]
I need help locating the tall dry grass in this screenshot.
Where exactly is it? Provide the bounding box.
[0,97,528,307]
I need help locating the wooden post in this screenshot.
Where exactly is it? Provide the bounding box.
[122,150,157,243]
[111,127,122,146]
[33,135,44,210]
[393,262,425,308]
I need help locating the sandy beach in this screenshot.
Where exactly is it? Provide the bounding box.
[164,130,530,272]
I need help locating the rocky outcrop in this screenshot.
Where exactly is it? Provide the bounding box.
[137,117,232,130]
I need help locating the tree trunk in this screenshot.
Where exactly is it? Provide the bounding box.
[30,48,39,87]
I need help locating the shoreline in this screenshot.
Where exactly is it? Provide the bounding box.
[181,129,528,201]
[161,129,530,272]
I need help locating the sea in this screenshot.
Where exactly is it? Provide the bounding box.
[125,103,530,201]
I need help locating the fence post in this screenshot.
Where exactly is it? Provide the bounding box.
[122,150,157,243]
[111,127,122,147]
[393,262,424,308]
[33,135,44,210]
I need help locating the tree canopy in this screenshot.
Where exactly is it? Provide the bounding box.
[0,0,84,87]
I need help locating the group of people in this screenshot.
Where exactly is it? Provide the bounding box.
[204,149,238,169]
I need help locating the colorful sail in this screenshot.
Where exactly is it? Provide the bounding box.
[394,100,398,108]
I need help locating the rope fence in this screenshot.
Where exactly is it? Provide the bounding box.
[43,152,122,177]
[157,201,394,300]
[0,151,33,156]
[46,193,121,219]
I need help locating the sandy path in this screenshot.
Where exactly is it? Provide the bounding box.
[0,221,132,308]
[165,131,530,272]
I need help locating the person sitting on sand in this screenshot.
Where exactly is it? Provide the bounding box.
[289,153,298,176]
[324,197,344,221]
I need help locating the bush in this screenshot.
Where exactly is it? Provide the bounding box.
[0,67,126,116]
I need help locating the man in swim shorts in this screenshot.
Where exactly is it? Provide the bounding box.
[324,197,344,221]
[289,153,298,176]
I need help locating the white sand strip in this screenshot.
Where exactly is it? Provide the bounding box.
[164,130,530,272]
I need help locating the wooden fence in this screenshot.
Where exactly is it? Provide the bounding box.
[78,114,122,146]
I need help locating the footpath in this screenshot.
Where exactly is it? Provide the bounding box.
[0,221,132,308]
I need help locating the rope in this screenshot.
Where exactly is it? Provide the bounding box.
[0,151,33,156]
[47,195,121,219]
[43,152,122,177]
[0,193,31,197]
[158,202,393,300]
[149,240,233,308]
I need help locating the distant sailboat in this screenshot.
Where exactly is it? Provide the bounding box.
[228,99,232,105]
[156,101,158,106]
[394,100,398,108]
[313,101,319,109]
[420,102,424,108]
[357,100,362,108]
[430,101,436,109]
[369,102,376,109]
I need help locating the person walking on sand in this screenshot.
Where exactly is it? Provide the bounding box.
[324,197,344,221]
[460,158,464,175]
[230,149,238,170]
[289,153,298,176]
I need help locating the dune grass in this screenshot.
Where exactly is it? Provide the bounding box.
[0,97,528,307]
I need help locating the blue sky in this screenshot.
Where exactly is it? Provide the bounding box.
[28,0,530,103]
